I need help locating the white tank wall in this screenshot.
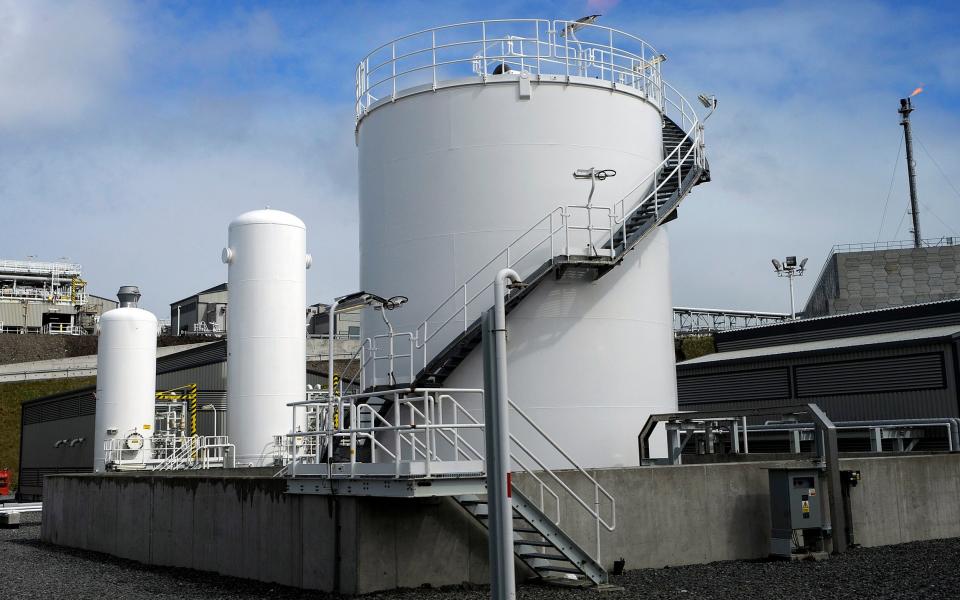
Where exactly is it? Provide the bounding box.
[444,228,677,467]
[358,78,676,468]
[224,209,310,466]
[94,307,158,472]
[358,78,664,340]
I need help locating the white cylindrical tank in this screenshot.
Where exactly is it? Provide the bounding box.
[94,286,158,472]
[357,31,678,468]
[223,209,310,466]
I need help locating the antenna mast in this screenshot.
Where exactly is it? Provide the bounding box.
[899,97,923,248]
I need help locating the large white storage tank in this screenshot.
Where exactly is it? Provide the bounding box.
[356,21,684,468]
[223,209,311,466]
[94,286,158,472]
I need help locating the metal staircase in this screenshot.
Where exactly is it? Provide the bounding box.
[287,387,616,586]
[458,489,608,585]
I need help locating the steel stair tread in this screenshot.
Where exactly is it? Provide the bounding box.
[514,539,553,547]
[534,565,584,575]
[519,552,570,561]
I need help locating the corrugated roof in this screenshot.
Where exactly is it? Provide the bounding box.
[726,297,960,334]
[679,324,960,366]
[714,298,960,352]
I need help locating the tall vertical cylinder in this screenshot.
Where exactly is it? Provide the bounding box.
[223,209,310,466]
[357,74,673,468]
[94,287,158,472]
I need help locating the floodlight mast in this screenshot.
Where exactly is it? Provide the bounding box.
[772,256,808,319]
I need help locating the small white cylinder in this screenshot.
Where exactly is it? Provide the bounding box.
[94,305,158,472]
[224,209,309,466]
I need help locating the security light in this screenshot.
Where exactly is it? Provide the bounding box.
[772,255,809,319]
[649,53,667,65]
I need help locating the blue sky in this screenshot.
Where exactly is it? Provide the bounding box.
[2,0,959,317]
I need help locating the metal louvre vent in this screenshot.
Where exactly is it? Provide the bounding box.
[678,368,790,404]
[40,399,80,422]
[22,404,42,425]
[19,467,93,490]
[79,394,96,416]
[795,353,945,398]
[23,390,96,424]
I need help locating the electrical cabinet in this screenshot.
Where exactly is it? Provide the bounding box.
[768,468,827,557]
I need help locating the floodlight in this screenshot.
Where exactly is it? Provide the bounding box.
[649,53,667,66]
[386,295,409,310]
[771,258,782,271]
[799,258,808,270]
[785,256,797,268]
[698,94,717,109]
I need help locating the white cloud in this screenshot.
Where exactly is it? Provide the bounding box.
[1,0,958,320]
[0,0,130,130]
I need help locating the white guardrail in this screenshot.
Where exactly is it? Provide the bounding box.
[287,387,614,560]
[104,435,233,471]
[356,19,665,121]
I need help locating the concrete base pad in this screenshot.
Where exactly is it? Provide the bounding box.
[1,512,21,528]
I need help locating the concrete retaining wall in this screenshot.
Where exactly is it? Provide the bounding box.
[514,454,960,570]
[41,473,492,595]
[41,454,960,593]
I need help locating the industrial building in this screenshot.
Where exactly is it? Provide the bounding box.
[0,259,116,335]
[306,302,361,337]
[677,299,960,424]
[804,240,960,317]
[169,283,228,336]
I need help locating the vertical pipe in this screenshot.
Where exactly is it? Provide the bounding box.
[899,98,923,248]
[482,268,521,600]
[327,299,340,463]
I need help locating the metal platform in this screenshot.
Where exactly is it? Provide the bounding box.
[286,476,486,497]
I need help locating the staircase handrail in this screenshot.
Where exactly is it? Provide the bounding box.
[414,207,566,360]
[155,436,196,471]
[507,397,615,532]
[341,338,373,393]
[612,80,704,226]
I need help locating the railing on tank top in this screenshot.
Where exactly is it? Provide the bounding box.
[352,79,704,388]
[354,19,665,121]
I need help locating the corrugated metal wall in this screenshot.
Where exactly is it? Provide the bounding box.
[678,341,959,421]
[0,303,44,328]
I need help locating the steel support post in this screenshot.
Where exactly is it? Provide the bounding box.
[808,404,847,553]
[666,423,682,465]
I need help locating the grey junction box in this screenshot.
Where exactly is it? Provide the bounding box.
[768,468,827,557]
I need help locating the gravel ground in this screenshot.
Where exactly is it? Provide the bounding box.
[3,513,959,599]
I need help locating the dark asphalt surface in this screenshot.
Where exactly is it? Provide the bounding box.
[3,513,958,598]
